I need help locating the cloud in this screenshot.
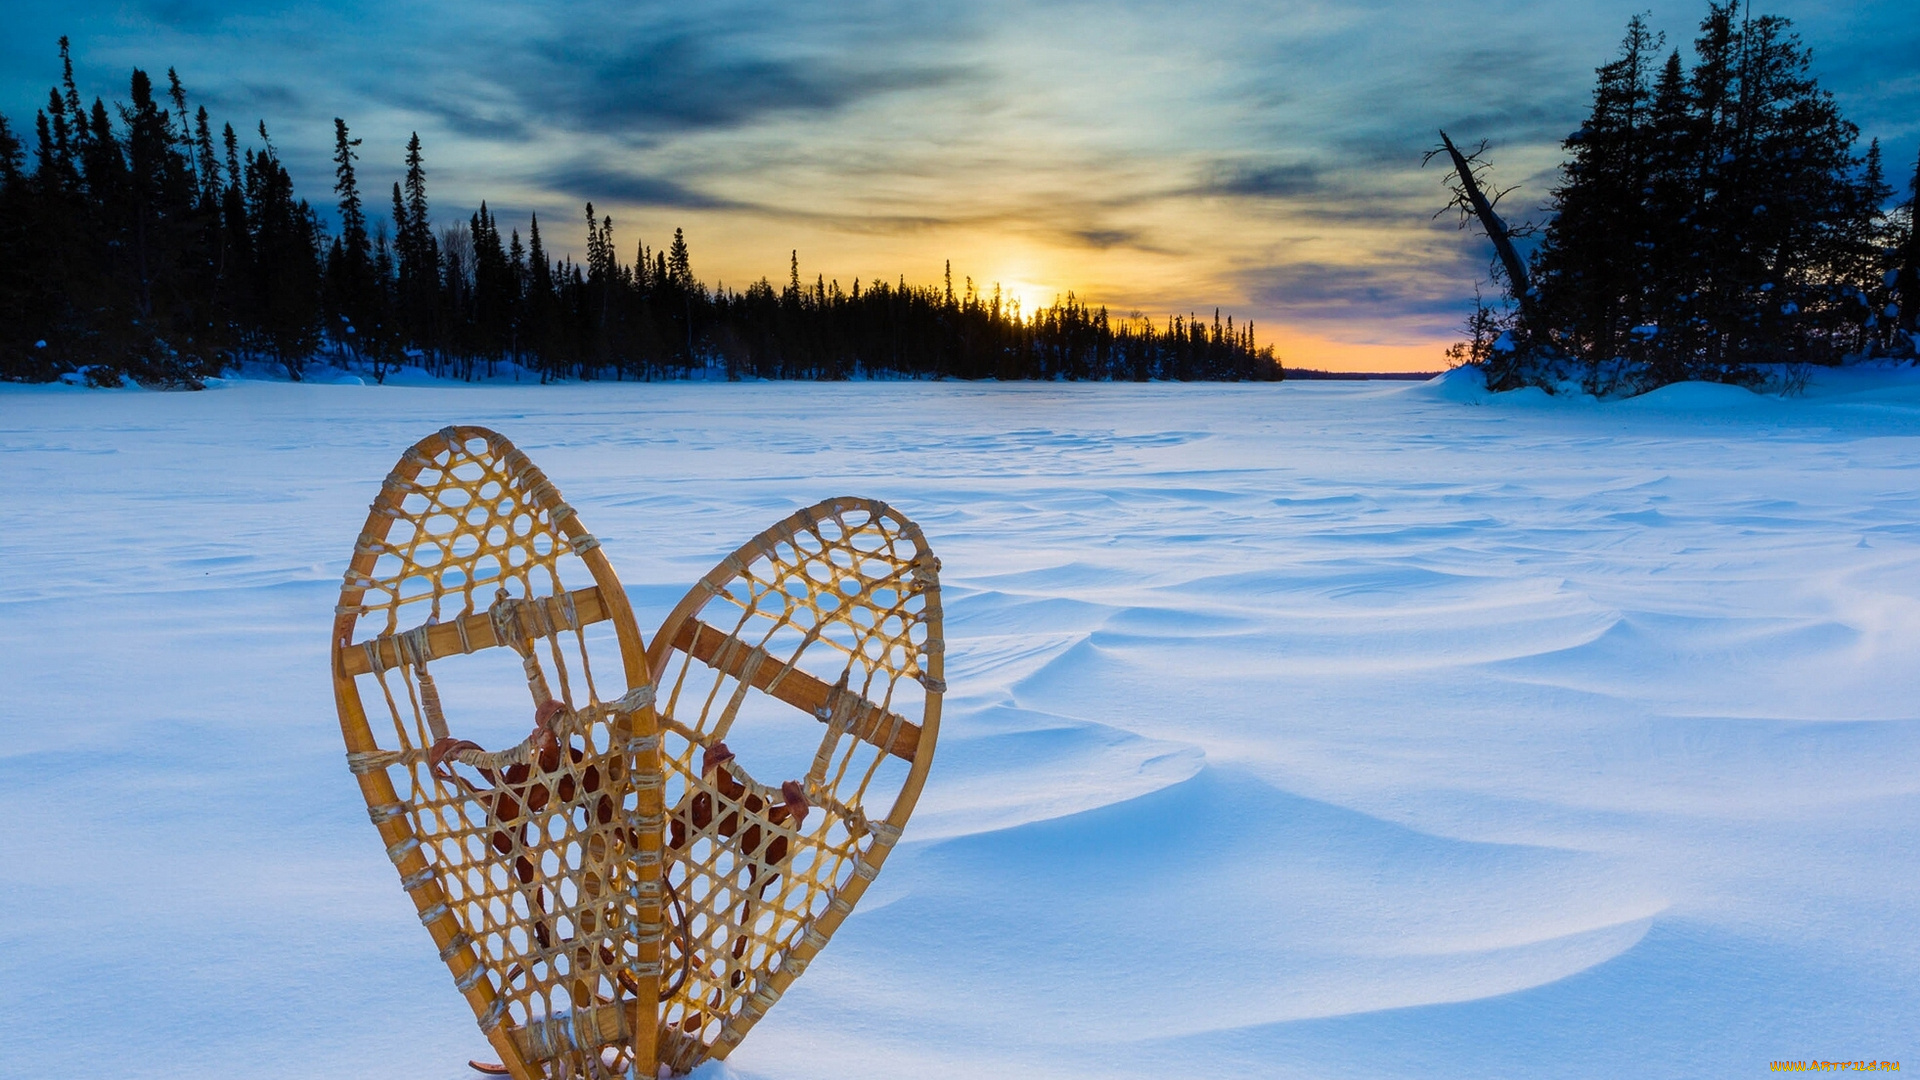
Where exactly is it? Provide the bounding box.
[512,34,967,138]
[346,1,986,145]
[1198,162,1326,200]
[543,161,740,210]
[1070,227,1142,249]
[1237,250,1487,339]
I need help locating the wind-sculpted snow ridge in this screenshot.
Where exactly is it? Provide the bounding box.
[2,368,1918,1079]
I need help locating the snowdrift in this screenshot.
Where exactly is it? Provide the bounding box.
[3,370,1916,1078]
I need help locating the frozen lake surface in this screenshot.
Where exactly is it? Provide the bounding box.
[3,370,1917,1078]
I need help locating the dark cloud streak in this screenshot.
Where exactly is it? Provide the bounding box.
[1198,162,1326,199]
[511,33,972,137]
[545,161,741,211]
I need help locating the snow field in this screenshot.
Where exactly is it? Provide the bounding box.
[1,369,1917,1078]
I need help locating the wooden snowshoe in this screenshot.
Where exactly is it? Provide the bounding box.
[332,427,665,1079]
[646,497,944,1073]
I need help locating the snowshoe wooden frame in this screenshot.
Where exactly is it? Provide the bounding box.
[647,497,944,1073]
[332,427,664,1079]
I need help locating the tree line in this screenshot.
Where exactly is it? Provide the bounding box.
[0,40,1282,387]
[1435,1,1919,394]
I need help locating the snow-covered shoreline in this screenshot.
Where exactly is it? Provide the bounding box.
[3,374,1916,1078]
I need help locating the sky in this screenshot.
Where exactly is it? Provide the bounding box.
[4,0,1915,372]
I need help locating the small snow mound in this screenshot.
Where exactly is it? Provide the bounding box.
[1406,366,1492,403]
[1405,368,1594,407]
[1796,360,1920,403]
[1620,381,1766,410]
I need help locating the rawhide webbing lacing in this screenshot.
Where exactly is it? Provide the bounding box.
[646,496,944,1073]
[331,427,664,1080]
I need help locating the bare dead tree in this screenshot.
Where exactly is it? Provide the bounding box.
[1425,131,1535,308]
[1425,132,1542,387]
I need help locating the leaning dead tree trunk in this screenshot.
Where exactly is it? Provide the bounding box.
[1429,130,1541,388]
[1438,131,1532,308]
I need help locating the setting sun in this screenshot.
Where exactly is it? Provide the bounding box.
[997,279,1060,318]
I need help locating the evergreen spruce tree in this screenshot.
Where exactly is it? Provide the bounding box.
[525,212,556,377]
[393,132,439,359]
[59,38,85,150]
[666,226,695,364]
[1894,149,1920,340]
[123,69,170,323]
[470,202,512,362]
[215,124,252,355]
[364,221,399,381]
[243,124,321,377]
[165,70,196,191]
[507,226,527,362]
[1640,48,1702,382]
[327,118,374,363]
[0,114,34,374]
[192,108,219,194]
[79,97,131,363]
[581,203,614,363]
[1531,16,1661,391]
[668,227,691,286]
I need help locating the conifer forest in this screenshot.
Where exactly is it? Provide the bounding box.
[1437,1,1920,395]
[0,41,1283,387]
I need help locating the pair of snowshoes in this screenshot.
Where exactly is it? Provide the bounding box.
[331,427,943,1078]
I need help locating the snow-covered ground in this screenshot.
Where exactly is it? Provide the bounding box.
[3,368,1918,1079]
